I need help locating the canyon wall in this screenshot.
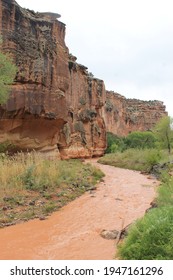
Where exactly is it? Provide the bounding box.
[0,0,167,158]
[0,0,106,158]
[104,91,167,136]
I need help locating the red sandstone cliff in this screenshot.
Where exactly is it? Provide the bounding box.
[0,0,106,158]
[0,0,167,157]
[104,91,167,136]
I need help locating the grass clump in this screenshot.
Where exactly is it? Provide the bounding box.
[156,171,173,207]
[0,152,104,227]
[118,206,173,260]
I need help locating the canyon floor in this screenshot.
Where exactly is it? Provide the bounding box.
[0,159,158,260]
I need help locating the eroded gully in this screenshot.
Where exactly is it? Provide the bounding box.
[0,158,158,260]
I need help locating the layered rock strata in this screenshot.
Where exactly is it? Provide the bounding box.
[104,91,167,136]
[0,0,167,158]
[0,0,106,158]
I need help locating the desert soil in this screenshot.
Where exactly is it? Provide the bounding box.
[0,158,158,260]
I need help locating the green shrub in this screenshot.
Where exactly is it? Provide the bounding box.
[21,164,36,190]
[145,149,162,166]
[106,132,125,153]
[0,141,16,153]
[106,131,157,154]
[118,206,173,260]
[124,131,157,149]
[109,143,119,153]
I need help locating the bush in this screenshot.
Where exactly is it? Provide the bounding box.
[124,131,157,149]
[145,149,162,166]
[106,132,125,153]
[0,141,16,153]
[106,131,157,154]
[109,143,119,153]
[22,164,36,190]
[118,206,173,260]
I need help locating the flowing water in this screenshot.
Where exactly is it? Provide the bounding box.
[0,159,158,259]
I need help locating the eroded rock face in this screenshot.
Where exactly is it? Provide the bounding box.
[104,91,167,136]
[0,0,167,158]
[0,0,106,158]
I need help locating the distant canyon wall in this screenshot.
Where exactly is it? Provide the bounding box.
[0,0,167,158]
[104,91,167,136]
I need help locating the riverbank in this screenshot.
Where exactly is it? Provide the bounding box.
[0,158,158,259]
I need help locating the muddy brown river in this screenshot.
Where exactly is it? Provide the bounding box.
[0,159,158,260]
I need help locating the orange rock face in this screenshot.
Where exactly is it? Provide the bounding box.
[0,0,167,157]
[104,91,167,136]
[0,0,106,158]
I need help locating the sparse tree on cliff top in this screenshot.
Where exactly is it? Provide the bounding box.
[0,40,17,104]
[154,116,173,154]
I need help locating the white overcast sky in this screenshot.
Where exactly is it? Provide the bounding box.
[17,0,173,116]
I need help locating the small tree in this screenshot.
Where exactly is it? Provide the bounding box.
[154,116,173,154]
[0,41,17,104]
